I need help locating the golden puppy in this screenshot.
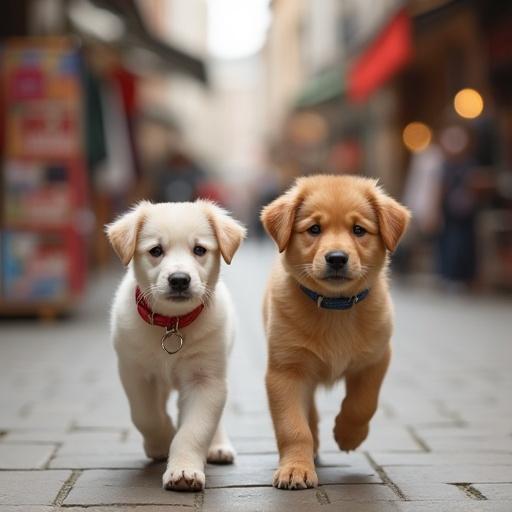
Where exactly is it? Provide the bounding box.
[261,175,410,490]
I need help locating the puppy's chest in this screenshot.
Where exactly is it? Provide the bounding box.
[122,325,188,372]
[304,318,385,382]
[120,322,220,386]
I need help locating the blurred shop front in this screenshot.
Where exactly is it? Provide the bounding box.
[0,0,208,317]
[395,0,512,288]
[263,0,512,290]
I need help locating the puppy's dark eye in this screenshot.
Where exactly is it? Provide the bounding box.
[307,224,321,236]
[149,245,163,257]
[193,245,207,256]
[353,225,367,237]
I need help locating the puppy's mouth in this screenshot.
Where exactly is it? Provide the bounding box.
[165,292,192,302]
[321,271,353,282]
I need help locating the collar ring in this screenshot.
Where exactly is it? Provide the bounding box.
[161,323,184,355]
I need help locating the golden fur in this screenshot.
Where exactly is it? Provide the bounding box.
[260,175,410,490]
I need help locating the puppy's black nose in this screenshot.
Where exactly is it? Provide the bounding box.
[168,272,191,292]
[325,251,349,269]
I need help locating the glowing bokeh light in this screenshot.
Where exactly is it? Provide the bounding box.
[454,88,484,119]
[402,122,432,153]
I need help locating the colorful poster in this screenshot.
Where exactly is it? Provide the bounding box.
[0,38,87,305]
[1,231,69,301]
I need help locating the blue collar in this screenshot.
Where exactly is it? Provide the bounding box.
[299,284,370,310]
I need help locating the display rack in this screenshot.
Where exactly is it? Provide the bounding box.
[0,37,88,318]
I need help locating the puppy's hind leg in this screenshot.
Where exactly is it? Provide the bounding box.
[118,360,174,460]
[207,421,235,464]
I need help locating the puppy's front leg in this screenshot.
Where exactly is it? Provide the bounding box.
[118,360,174,460]
[266,366,318,490]
[163,377,226,492]
[334,344,391,451]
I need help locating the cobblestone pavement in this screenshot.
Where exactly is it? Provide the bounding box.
[1,242,512,511]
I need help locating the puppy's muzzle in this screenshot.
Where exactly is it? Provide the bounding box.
[168,272,191,292]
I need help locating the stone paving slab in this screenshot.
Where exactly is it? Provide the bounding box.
[395,482,469,501]
[0,413,76,431]
[413,433,512,453]
[2,430,69,444]
[0,470,70,505]
[49,454,149,469]
[55,438,141,455]
[472,483,512,500]
[48,439,146,469]
[0,444,56,469]
[63,468,196,507]
[383,464,512,484]
[202,485,397,512]
[382,401,457,426]
[370,451,512,466]
[0,508,55,512]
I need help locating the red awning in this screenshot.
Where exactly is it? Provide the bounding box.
[347,9,412,103]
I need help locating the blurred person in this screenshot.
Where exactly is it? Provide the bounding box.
[437,122,480,288]
[403,144,444,234]
[395,143,444,273]
[138,114,219,205]
[151,150,208,203]
[251,169,282,238]
[251,148,300,238]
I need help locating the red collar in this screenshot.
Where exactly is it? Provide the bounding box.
[135,287,204,329]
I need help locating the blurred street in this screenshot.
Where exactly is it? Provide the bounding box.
[1,242,511,511]
[1,1,512,510]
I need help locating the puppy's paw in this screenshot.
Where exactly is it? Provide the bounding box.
[144,440,169,461]
[333,419,369,452]
[143,433,173,461]
[162,467,205,492]
[273,462,318,490]
[207,443,235,465]
[142,421,174,461]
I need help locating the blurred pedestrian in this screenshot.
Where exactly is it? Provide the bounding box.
[437,123,479,287]
[396,143,444,273]
[152,150,207,203]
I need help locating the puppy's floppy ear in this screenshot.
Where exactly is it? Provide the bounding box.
[260,185,302,252]
[201,201,247,264]
[105,201,152,266]
[371,187,411,252]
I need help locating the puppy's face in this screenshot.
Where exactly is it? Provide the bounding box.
[289,187,384,293]
[107,201,246,313]
[135,203,221,308]
[261,176,410,295]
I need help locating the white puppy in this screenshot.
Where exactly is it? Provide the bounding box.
[106,200,246,491]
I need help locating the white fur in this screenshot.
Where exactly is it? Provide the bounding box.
[108,202,244,491]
